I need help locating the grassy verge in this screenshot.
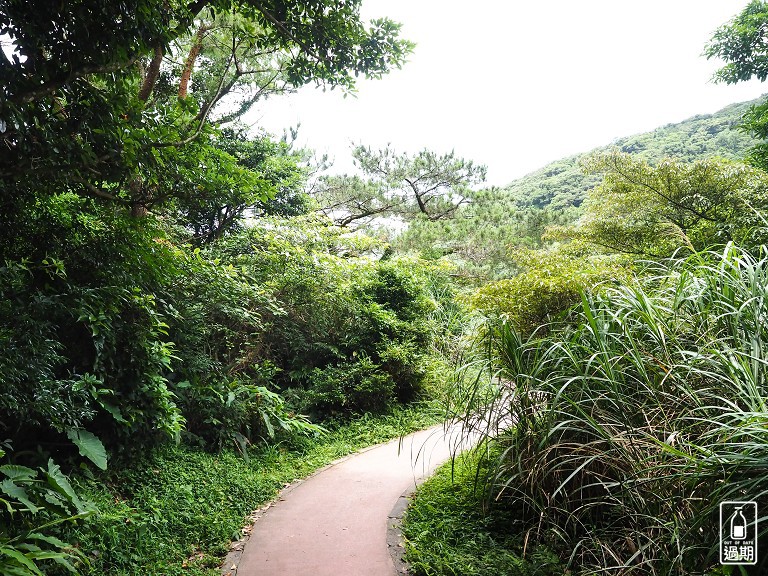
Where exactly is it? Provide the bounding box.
[402,446,562,576]
[62,401,443,576]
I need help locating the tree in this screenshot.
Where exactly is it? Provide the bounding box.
[706,0,768,169]
[314,145,487,227]
[0,0,413,220]
[168,127,310,244]
[557,151,768,257]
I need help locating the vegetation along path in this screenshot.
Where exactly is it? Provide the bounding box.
[230,425,470,576]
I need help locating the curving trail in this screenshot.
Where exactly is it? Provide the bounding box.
[230,424,470,576]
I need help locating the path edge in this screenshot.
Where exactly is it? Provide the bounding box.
[218,428,446,576]
[386,481,421,575]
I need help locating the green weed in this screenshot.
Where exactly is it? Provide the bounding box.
[402,447,562,576]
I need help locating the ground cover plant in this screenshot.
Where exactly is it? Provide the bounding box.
[53,403,443,576]
[402,446,562,576]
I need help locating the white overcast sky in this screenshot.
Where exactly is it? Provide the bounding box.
[248,0,767,187]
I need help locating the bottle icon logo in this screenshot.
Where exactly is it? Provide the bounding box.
[731,507,747,540]
[720,501,758,565]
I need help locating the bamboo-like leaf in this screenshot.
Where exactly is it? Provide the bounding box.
[0,546,43,575]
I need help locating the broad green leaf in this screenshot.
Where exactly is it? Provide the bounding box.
[50,555,81,574]
[0,546,43,575]
[66,428,108,470]
[13,544,41,553]
[0,479,38,513]
[43,461,83,512]
[0,465,36,481]
[99,402,127,424]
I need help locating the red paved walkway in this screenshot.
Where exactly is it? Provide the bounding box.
[233,425,469,576]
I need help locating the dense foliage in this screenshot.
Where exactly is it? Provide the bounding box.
[0,2,441,573]
[0,0,413,216]
[390,98,761,282]
[4,0,768,574]
[201,217,451,419]
[449,246,768,574]
[467,245,628,334]
[565,151,768,257]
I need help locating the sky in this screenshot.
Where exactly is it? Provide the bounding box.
[247,1,768,187]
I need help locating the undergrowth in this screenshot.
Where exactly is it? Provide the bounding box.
[59,402,443,576]
[402,446,562,576]
[450,245,768,574]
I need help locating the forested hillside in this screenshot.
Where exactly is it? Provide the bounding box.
[503,97,761,210]
[393,97,763,280]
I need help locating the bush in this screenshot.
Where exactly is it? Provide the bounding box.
[0,255,184,453]
[468,245,627,334]
[452,244,768,574]
[210,218,444,418]
[177,375,321,453]
[0,259,97,435]
[0,204,449,459]
[297,358,396,417]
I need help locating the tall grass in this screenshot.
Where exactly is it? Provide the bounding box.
[451,244,768,575]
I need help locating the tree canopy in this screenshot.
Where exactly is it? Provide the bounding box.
[313,145,487,227]
[0,0,413,220]
[706,0,768,169]
[557,151,768,257]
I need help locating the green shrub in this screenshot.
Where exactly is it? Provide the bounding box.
[297,357,396,417]
[0,204,450,459]
[209,219,445,418]
[0,196,190,454]
[452,244,768,574]
[0,255,183,453]
[468,245,627,334]
[178,375,321,454]
[0,259,97,434]
[164,248,281,387]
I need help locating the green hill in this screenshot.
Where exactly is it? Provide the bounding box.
[395,97,764,279]
[502,97,762,210]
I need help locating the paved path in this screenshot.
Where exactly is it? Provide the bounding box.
[231,424,471,576]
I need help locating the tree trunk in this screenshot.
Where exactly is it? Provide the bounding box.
[138,44,164,102]
[178,24,207,98]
